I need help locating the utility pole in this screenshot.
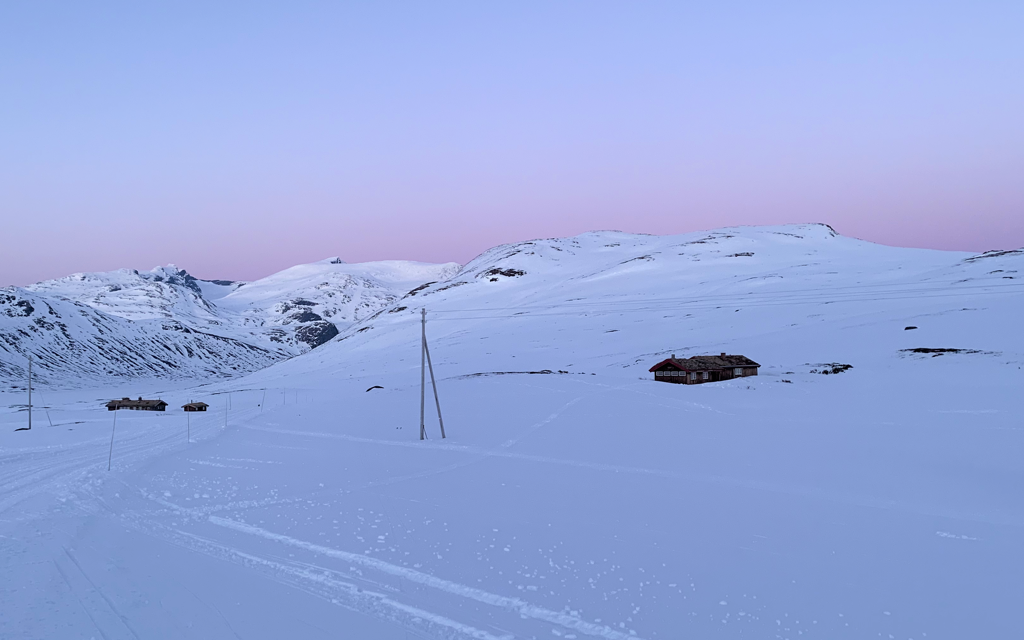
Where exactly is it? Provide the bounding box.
[423,327,445,439]
[187,400,191,443]
[107,409,117,471]
[27,355,32,430]
[419,309,446,439]
[420,309,427,440]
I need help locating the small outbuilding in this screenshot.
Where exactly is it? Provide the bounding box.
[650,353,760,385]
[106,397,168,411]
[182,402,209,412]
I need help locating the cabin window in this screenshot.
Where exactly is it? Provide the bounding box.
[734,368,742,376]
[690,372,696,380]
[670,371,678,376]
[702,371,709,380]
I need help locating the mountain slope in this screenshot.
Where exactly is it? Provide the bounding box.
[0,288,284,387]
[3,259,460,387]
[264,223,1023,382]
[215,259,461,350]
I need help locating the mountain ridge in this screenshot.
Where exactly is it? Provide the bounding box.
[2,259,460,387]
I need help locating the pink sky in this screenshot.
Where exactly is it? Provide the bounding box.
[2,2,1021,285]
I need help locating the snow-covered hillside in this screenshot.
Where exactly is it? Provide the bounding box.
[215,258,460,352]
[2,224,1022,639]
[2,260,460,387]
[272,223,1023,382]
[0,288,286,386]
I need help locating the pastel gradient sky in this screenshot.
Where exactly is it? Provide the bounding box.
[2,2,1022,286]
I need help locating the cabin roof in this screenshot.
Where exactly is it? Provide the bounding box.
[182,402,209,408]
[106,398,167,407]
[648,354,760,372]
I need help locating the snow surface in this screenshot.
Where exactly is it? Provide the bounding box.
[1,224,1022,638]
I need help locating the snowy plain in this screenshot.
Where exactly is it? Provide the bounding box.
[1,224,1022,639]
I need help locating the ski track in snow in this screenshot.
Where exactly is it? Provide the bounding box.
[70,485,511,640]
[77,484,632,640]
[207,516,640,640]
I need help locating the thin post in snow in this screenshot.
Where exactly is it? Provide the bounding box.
[420,309,427,440]
[187,400,191,443]
[27,354,32,430]
[260,388,266,413]
[107,410,117,471]
[423,336,445,439]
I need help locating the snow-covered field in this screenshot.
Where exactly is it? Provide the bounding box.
[1,225,1022,639]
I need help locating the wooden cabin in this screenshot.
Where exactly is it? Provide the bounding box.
[649,353,760,384]
[106,397,168,411]
[182,402,209,412]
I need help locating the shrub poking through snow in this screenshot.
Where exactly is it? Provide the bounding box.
[482,268,526,280]
[810,363,853,374]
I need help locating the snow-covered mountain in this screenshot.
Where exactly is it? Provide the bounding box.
[215,258,461,352]
[0,288,284,386]
[1,259,460,387]
[269,223,1023,382]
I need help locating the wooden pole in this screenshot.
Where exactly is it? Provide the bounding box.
[107,410,117,471]
[260,389,266,413]
[423,331,446,439]
[27,355,32,430]
[420,309,427,440]
[187,401,191,443]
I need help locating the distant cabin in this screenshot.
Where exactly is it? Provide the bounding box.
[182,402,209,412]
[650,353,760,384]
[106,397,168,411]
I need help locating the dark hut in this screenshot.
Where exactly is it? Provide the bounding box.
[649,353,760,384]
[106,397,168,411]
[182,402,209,412]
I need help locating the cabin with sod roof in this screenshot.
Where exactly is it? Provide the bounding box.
[182,402,209,412]
[650,353,760,384]
[106,397,168,411]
